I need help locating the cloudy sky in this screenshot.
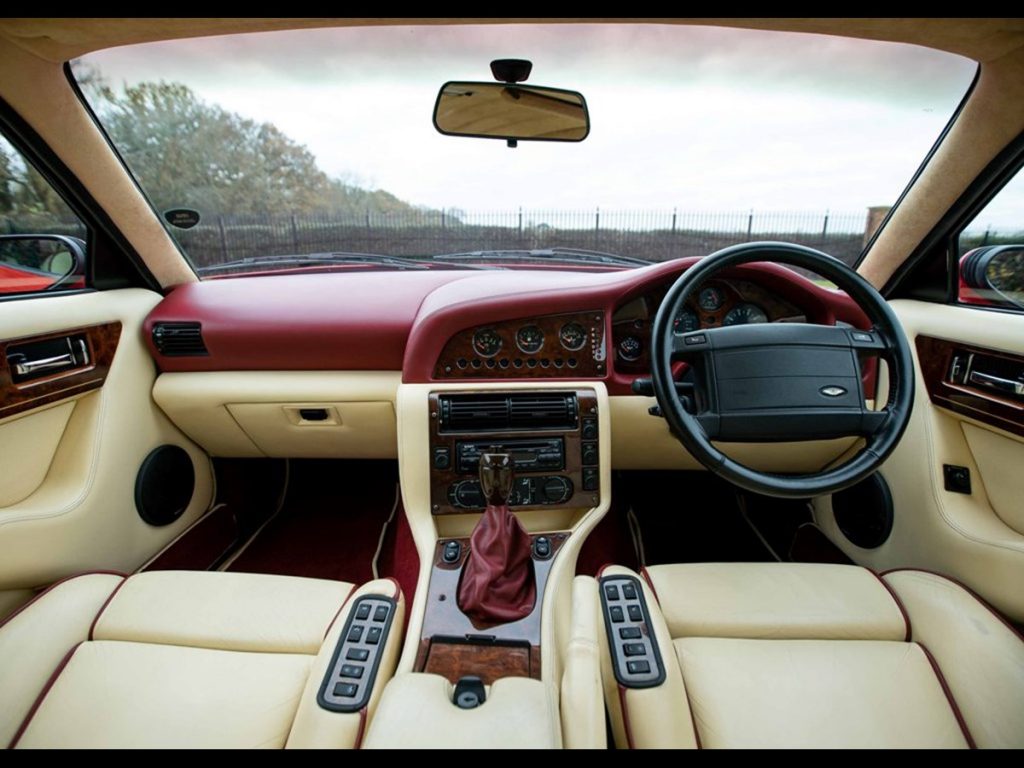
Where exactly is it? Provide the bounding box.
[83,23,1011,227]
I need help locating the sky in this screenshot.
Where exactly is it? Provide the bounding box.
[81,23,1016,229]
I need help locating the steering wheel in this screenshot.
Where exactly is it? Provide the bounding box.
[650,242,914,499]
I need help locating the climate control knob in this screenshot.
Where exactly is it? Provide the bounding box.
[540,476,572,504]
[451,480,484,508]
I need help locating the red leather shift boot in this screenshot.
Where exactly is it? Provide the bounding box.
[457,503,537,626]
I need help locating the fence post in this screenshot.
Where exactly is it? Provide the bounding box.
[290,214,299,253]
[441,208,446,231]
[821,210,829,240]
[671,208,677,237]
[983,227,990,246]
[595,207,600,247]
[747,209,753,239]
[518,207,523,237]
[218,216,228,261]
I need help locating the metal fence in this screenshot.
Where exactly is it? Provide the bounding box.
[6,209,877,270]
[169,208,870,270]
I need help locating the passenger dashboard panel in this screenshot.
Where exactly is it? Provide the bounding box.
[433,311,607,379]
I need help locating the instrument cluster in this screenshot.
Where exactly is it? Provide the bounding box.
[612,278,805,372]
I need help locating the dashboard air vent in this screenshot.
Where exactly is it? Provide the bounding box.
[438,392,578,433]
[152,322,208,356]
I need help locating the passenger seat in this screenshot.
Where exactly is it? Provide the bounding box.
[1,571,403,748]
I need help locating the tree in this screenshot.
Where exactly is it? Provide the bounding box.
[1,137,76,220]
[93,81,332,216]
[72,70,429,219]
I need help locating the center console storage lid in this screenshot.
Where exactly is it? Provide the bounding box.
[362,672,558,749]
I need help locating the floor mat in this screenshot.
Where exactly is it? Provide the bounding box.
[226,459,399,584]
[622,471,775,565]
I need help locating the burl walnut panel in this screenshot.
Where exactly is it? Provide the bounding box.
[433,311,606,379]
[415,532,567,685]
[916,334,1024,438]
[0,322,121,420]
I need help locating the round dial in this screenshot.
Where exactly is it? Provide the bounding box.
[472,328,503,358]
[515,324,545,354]
[673,308,700,334]
[723,302,769,326]
[698,285,725,311]
[618,335,644,362]
[558,322,588,351]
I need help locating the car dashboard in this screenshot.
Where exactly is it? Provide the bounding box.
[143,253,872,479]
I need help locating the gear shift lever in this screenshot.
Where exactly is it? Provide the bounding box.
[457,453,537,626]
[479,452,514,505]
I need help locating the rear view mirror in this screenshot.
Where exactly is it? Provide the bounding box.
[960,245,1024,310]
[433,82,589,145]
[0,234,86,294]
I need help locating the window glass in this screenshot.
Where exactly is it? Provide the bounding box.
[0,135,87,295]
[958,170,1024,311]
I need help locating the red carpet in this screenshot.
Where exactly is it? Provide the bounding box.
[227,460,398,584]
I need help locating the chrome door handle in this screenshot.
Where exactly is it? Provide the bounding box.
[968,371,1024,396]
[13,353,75,376]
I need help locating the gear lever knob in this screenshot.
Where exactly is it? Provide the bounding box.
[479,453,513,506]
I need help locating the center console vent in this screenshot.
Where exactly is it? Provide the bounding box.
[438,392,578,433]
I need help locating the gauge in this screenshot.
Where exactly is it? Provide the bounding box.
[723,302,769,326]
[673,308,700,334]
[472,328,503,357]
[698,285,725,311]
[515,324,545,354]
[618,335,644,362]
[558,322,588,351]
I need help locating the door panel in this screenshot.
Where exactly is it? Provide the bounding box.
[0,400,74,507]
[0,289,213,593]
[815,299,1024,621]
[960,422,1024,534]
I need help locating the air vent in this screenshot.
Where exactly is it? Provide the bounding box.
[439,392,578,433]
[152,322,208,356]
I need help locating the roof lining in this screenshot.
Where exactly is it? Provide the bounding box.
[1,18,1023,65]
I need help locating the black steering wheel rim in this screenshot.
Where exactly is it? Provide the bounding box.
[650,241,915,499]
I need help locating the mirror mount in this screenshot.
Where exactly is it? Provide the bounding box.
[490,58,533,84]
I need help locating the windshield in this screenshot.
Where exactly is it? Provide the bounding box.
[73,24,976,277]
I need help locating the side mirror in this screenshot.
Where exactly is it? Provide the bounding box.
[0,234,86,294]
[960,245,1024,310]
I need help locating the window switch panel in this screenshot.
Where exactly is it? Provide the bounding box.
[317,595,396,713]
[599,574,665,689]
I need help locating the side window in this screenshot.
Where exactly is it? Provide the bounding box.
[0,134,87,296]
[958,169,1023,311]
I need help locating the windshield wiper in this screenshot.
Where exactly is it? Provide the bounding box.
[430,247,651,268]
[196,252,430,274]
[196,251,503,274]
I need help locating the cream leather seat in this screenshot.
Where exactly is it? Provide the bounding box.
[600,563,1024,749]
[1,570,403,749]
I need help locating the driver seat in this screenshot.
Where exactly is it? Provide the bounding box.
[599,563,1024,749]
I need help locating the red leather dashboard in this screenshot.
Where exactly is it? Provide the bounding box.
[144,271,467,372]
[144,260,871,394]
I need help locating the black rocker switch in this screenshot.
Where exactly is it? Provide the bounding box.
[943,464,972,494]
[533,536,552,559]
[442,540,461,563]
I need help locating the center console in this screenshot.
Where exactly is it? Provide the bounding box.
[378,381,609,747]
[412,386,603,687]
